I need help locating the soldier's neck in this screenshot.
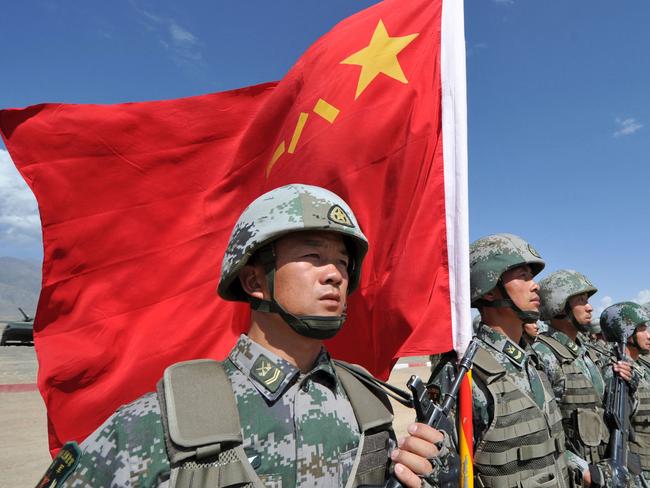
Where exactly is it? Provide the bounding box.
[248,312,323,373]
[627,345,640,360]
[549,319,578,341]
[481,309,523,344]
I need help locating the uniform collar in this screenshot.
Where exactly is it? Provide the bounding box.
[477,323,527,368]
[228,334,336,402]
[546,326,581,357]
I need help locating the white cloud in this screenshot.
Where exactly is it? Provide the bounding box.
[593,295,613,319]
[613,117,643,137]
[0,150,41,245]
[136,8,204,68]
[633,289,650,306]
[169,22,197,45]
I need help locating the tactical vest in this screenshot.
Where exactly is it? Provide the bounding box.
[156,359,394,488]
[472,346,571,488]
[584,341,612,373]
[631,358,650,472]
[535,335,609,463]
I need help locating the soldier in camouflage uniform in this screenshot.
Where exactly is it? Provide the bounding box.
[38,184,449,488]
[533,270,633,487]
[429,233,574,488]
[522,321,540,345]
[601,302,650,487]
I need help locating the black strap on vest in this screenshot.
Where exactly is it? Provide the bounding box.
[334,359,412,408]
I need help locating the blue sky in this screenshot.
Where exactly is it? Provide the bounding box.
[1,0,648,315]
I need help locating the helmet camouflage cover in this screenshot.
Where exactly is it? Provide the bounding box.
[538,269,597,320]
[218,184,369,302]
[600,301,650,343]
[538,320,549,334]
[469,233,545,305]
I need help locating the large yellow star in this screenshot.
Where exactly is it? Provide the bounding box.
[341,19,418,99]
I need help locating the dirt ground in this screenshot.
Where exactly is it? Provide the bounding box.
[0,339,430,488]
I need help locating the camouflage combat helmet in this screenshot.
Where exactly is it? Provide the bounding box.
[600,302,650,351]
[538,269,597,331]
[537,320,549,334]
[469,233,545,322]
[218,184,368,339]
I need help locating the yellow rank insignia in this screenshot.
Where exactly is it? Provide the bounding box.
[328,205,354,228]
[251,355,286,393]
[502,342,524,364]
[36,441,81,488]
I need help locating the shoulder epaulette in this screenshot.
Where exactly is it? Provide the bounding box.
[536,334,576,362]
[472,345,506,384]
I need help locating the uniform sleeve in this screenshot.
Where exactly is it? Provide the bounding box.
[60,393,171,488]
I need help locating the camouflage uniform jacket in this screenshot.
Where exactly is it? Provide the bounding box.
[60,335,377,487]
[533,327,608,465]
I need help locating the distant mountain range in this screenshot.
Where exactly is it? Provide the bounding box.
[0,257,40,320]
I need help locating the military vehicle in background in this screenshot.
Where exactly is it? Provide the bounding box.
[0,307,34,346]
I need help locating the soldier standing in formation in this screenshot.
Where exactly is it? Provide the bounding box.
[601,302,650,487]
[533,270,633,486]
[40,184,449,488]
[430,233,573,487]
[522,320,540,345]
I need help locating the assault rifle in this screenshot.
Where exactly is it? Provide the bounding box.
[382,339,480,488]
[604,340,632,488]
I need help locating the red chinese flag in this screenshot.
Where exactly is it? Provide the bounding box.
[0,0,470,455]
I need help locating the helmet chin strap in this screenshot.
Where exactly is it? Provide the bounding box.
[248,244,346,340]
[563,302,590,333]
[628,331,650,354]
[481,281,540,323]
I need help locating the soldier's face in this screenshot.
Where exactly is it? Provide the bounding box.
[271,231,350,317]
[523,322,539,336]
[501,264,540,312]
[634,325,650,351]
[568,293,593,325]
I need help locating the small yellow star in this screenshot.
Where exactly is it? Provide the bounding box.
[341,19,418,99]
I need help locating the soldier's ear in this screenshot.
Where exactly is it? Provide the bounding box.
[239,265,265,300]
